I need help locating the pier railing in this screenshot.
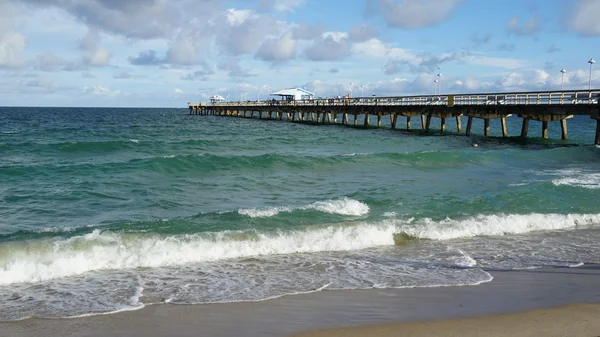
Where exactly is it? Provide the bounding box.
[189,89,600,108]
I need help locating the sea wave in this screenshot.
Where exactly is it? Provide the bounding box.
[0,212,598,285]
[393,213,600,240]
[238,197,370,218]
[550,169,600,189]
[0,223,396,285]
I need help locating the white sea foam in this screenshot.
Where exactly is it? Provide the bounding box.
[163,155,176,159]
[395,213,600,241]
[129,139,140,143]
[552,170,600,189]
[1,212,597,286]
[129,286,144,306]
[238,197,370,218]
[0,222,395,285]
[238,206,291,218]
[340,152,372,156]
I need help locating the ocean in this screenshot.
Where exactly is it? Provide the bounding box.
[0,107,599,321]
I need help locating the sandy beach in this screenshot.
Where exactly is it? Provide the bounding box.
[2,265,599,337]
[290,304,600,337]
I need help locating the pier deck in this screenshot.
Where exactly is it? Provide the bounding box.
[188,89,600,144]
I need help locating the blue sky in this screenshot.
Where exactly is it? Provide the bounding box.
[0,0,599,107]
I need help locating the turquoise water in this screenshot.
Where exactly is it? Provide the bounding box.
[0,107,599,320]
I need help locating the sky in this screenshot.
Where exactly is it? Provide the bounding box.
[0,0,599,107]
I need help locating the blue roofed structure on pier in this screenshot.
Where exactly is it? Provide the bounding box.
[271,88,314,101]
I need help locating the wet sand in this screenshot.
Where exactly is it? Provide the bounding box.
[2,265,600,337]
[290,303,600,337]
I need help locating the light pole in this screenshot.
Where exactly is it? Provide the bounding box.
[560,69,566,91]
[361,85,365,97]
[349,82,354,97]
[436,69,442,96]
[434,79,439,95]
[588,58,595,90]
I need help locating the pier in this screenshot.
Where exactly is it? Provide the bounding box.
[188,89,600,144]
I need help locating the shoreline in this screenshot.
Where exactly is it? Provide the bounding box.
[2,265,600,337]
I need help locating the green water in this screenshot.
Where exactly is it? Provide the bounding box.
[0,107,598,320]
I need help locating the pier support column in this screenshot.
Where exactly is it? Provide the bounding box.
[521,118,529,137]
[501,117,508,137]
[542,121,549,139]
[311,113,316,122]
[595,119,600,145]
[354,114,358,126]
[321,112,327,123]
[466,116,473,136]
[456,116,462,133]
[561,119,568,140]
[364,114,370,127]
[343,113,348,125]
[484,118,490,137]
[278,112,282,120]
[425,115,432,130]
[391,114,397,129]
[440,118,446,133]
[334,114,338,124]
[407,116,411,130]
[327,113,332,124]
[259,111,263,119]
[421,115,426,129]
[377,113,382,128]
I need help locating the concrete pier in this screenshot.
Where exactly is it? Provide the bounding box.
[188,89,600,144]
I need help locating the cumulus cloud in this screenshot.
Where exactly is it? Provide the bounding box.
[217,56,254,77]
[564,0,600,36]
[19,0,182,39]
[348,24,379,42]
[35,52,82,71]
[217,9,284,56]
[304,33,352,61]
[0,4,26,68]
[83,84,121,97]
[79,31,112,66]
[128,50,163,65]
[181,64,215,81]
[256,31,297,62]
[374,0,464,29]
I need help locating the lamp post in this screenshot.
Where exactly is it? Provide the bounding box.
[436,70,442,96]
[361,85,365,97]
[349,82,354,97]
[434,79,439,95]
[588,58,595,90]
[560,69,566,91]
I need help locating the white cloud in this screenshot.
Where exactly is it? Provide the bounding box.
[226,8,255,25]
[0,4,26,68]
[83,85,121,97]
[376,0,464,29]
[256,31,297,62]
